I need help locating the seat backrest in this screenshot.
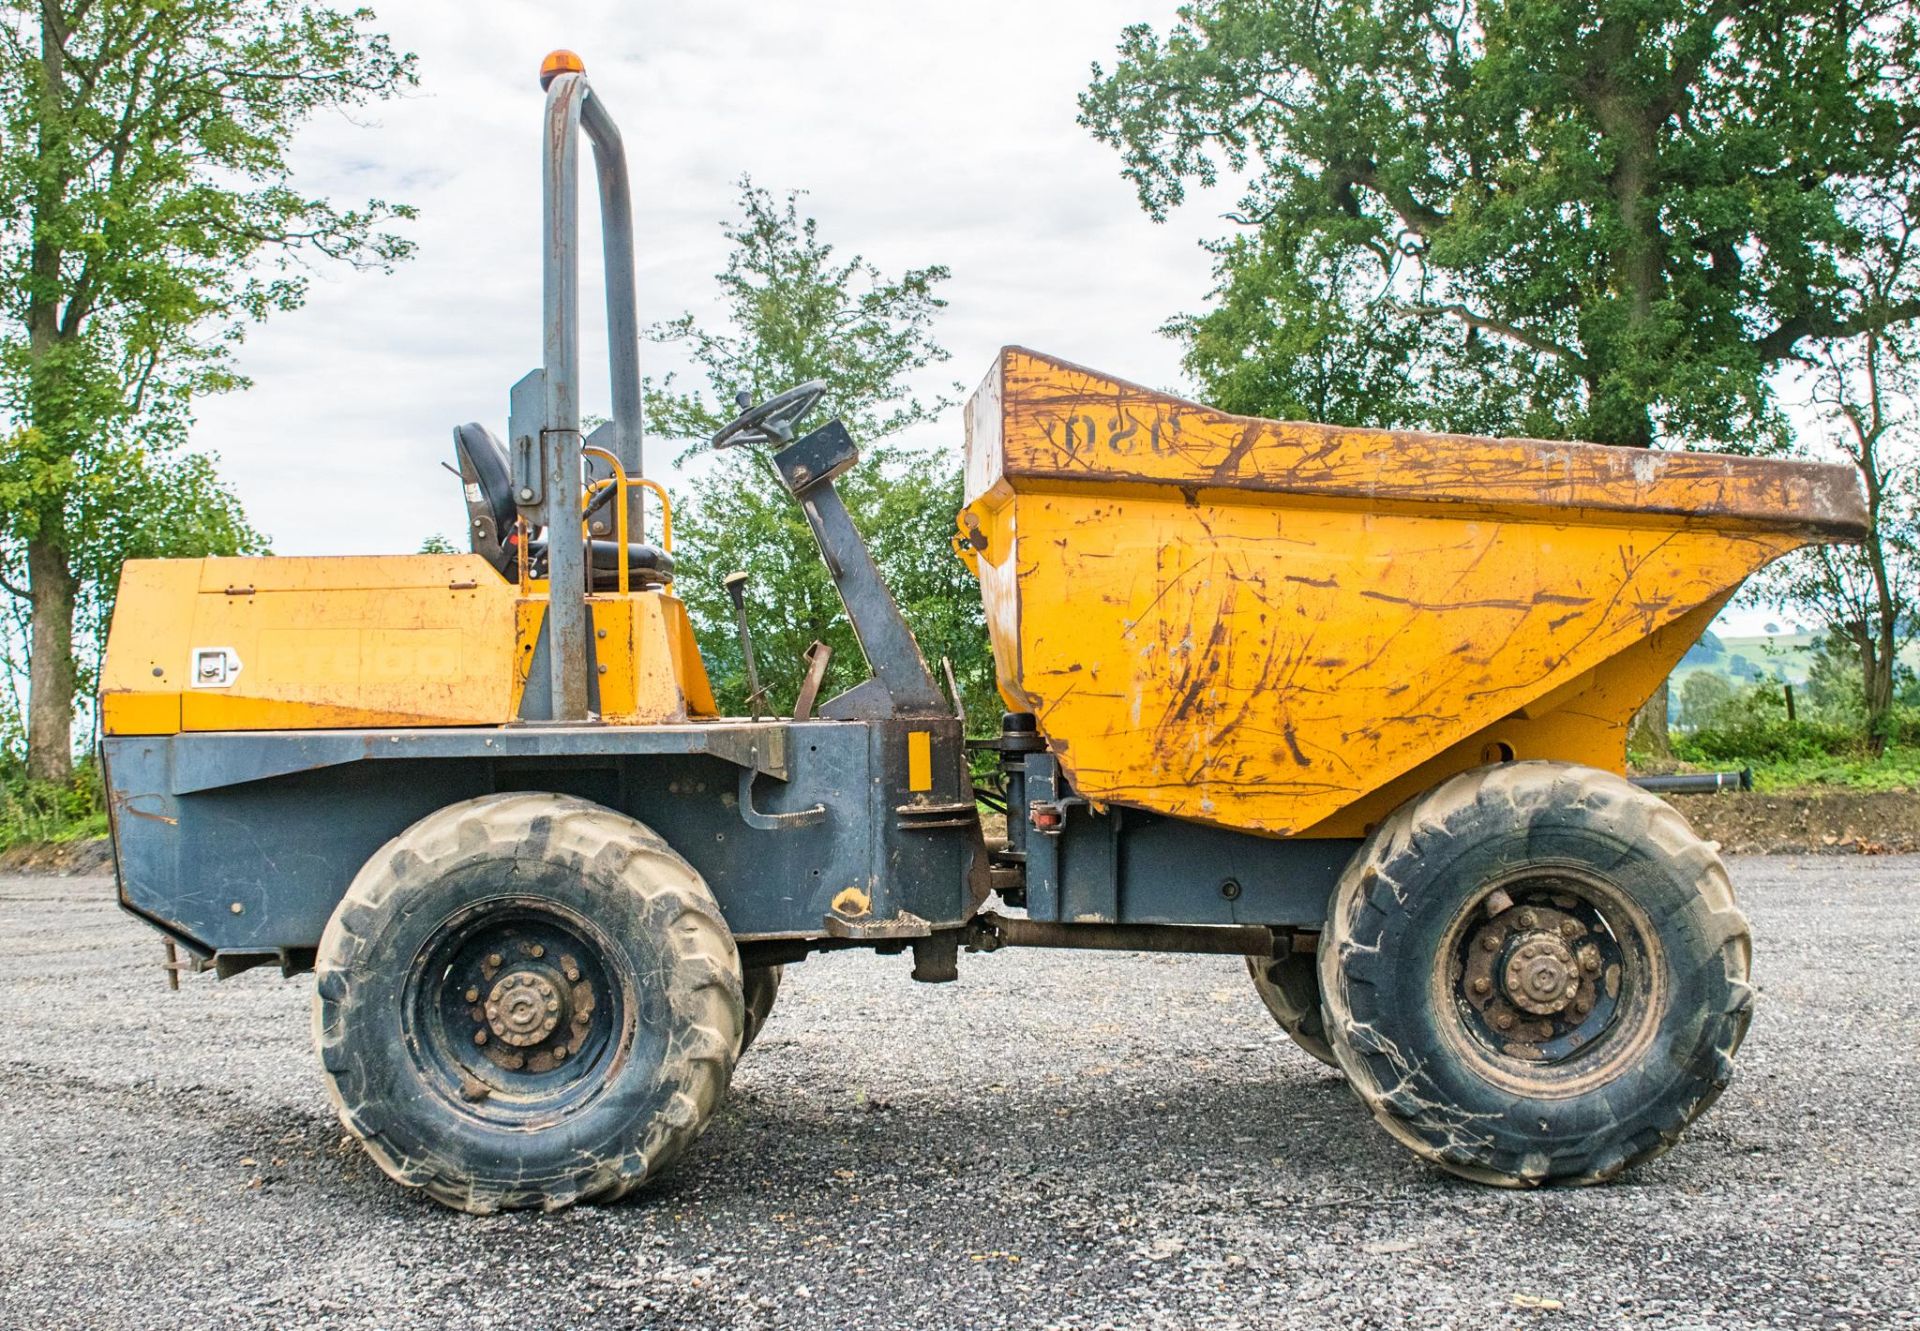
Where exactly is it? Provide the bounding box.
[452,423,519,572]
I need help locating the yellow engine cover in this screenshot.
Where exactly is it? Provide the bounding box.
[101,554,715,734]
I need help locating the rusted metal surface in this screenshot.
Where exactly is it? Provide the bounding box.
[467,935,602,1080]
[1456,892,1622,1064]
[973,348,1867,540]
[792,640,831,721]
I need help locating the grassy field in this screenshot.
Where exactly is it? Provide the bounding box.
[1727,746,1920,793]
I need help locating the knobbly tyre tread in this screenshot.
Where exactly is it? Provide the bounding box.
[312,792,744,1213]
[1244,953,1340,1069]
[739,965,783,1056]
[1318,761,1753,1188]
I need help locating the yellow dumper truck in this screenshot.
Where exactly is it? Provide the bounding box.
[97,58,1866,1212]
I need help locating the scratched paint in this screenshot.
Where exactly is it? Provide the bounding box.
[960,348,1867,839]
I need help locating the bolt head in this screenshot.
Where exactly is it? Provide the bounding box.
[473,1030,488,1046]
[1482,934,1501,952]
[1472,977,1492,995]
[1575,998,1592,1014]
[565,967,581,982]
[465,987,480,1003]
[1517,909,1537,929]
[1495,1013,1515,1031]
[1561,919,1580,938]
[530,944,546,959]
[487,953,503,969]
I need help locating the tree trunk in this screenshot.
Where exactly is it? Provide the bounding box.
[1864,631,1894,759]
[1628,686,1671,760]
[25,535,77,784]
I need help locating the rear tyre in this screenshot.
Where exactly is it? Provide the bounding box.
[313,792,743,1213]
[1245,953,1339,1069]
[1320,761,1752,1187]
[739,964,782,1056]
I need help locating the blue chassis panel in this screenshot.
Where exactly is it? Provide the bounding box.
[102,727,1361,970]
[102,718,975,960]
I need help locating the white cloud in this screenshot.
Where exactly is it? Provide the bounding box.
[190,1,1223,555]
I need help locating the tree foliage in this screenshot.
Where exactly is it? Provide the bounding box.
[0,0,415,778]
[647,180,991,724]
[1749,302,1920,753]
[1081,1,1920,448]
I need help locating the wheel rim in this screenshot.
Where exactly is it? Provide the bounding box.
[405,896,630,1126]
[1435,862,1666,1098]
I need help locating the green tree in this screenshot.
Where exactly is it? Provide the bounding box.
[1081,0,1920,753]
[648,179,991,723]
[0,1,415,781]
[1677,669,1733,731]
[1750,308,1920,753]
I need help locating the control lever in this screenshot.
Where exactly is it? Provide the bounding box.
[722,571,766,721]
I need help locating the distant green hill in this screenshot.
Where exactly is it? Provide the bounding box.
[1671,625,1920,710]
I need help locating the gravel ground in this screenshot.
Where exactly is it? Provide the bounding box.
[1,855,1916,1331]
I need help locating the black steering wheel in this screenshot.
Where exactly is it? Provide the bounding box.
[710,381,827,450]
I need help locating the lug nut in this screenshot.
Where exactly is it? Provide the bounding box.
[565,966,581,982]
[1581,950,1600,973]
[1560,919,1580,938]
[1575,998,1592,1014]
[474,1030,488,1046]
[465,987,480,1003]
[1482,934,1501,952]
[487,953,503,969]
[1517,910,1537,929]
[1472,977,1492,995]
[1495,1013,1515,1031]
[531,944,545,959]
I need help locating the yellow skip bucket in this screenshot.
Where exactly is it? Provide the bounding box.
[959,347,1865,838]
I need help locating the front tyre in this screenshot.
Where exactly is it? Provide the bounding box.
[314,793,743,1213]
[1320,762,1752,1187]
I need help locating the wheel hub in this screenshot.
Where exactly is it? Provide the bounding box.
[1456,890,1625,1064]
[486,970,564,1047]
[1504,934,1579,1015]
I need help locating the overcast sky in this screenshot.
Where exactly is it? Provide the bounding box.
[192,1,1789,634]
[193,1,1220,555]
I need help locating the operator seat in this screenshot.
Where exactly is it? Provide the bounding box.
[451,423,673,589]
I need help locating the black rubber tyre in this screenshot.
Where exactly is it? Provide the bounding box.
[1320,761,1752,1187]
[739,965,782,1056]
[313,793,743,1213]
[1245,953,1340,1069]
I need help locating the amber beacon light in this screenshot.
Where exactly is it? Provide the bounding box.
[539,49,585,89]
